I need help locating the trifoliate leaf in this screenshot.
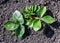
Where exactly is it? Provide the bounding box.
[22,5,39,17]
[41,16,55,24]
[15,25,25,38]
[23,5,46,18]
[33,20,41,31]
[3,21,19,30]
[12,10,24,24]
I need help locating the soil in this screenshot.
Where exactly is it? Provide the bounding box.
[0,0,60,43]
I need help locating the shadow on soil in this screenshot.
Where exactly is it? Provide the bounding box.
[51,21,60,29]
[43,10,60,38]
[46,10,60,29]
[22,25,31,39]
[44,9,53,17]
[43,25,54,38]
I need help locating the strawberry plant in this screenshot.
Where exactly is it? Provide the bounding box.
[4,10,25,38]
[3,5,55,39]
[22,5,55,31]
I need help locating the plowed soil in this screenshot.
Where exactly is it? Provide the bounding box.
[0,0,60,43]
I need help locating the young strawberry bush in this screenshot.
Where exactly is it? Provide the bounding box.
[3,5,55,38]
[4,10,25,38]
[22,5,55,31]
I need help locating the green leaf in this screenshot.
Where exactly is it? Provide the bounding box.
[26,19,42,31]
[15,25,25,38]
[29,5,33,13]
[36,6,41,15]
[22,7,31,18]
[22,10,30,18]
[26,19,35,28]
[33,5,38,12]
[3,21,19,30]
[25,6,31,13]
[12,10,24,24]
[26,20,30,25]
[41,16,55,24]
[33,20,41,31]
[36,6,46,17]
[22,5,38,16]
[23,5,46,19]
